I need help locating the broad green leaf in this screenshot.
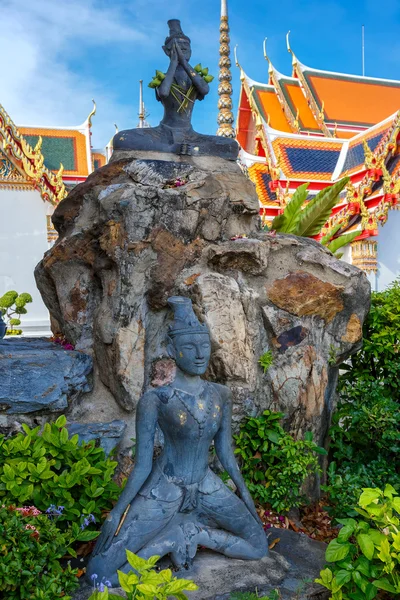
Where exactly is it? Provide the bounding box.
[372,578,397,593]
[76,530,100,542]
[271,183,309,233]
[294,177,349,237]
[338,524,355,542]
[365,583,378,600]
[117,570,132,593]
[383,483,396,497]
[326,539,351,562]
[334,569,352,588]
[357,534,374,560]
[318,568,333,585]
[137,583,159,594]
[55,414,67,427]
[358,488,381,508]
[126,550,150,572]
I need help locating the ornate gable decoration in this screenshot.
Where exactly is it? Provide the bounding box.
[0,103,67,205]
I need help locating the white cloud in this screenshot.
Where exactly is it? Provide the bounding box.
[1,0,146,147]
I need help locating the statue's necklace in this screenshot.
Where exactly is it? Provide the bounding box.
[174,383,213,437]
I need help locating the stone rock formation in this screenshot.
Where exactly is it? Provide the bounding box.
[0,337,92,416]
[35,152,370,461]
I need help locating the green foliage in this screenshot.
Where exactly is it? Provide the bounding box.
[0,290,32,332]
[339,279,400,397]
[258,351,273,373]
[270,178,349,240]
[326,231,358,255]
[270,182,309,233]
[324,281,400,516]
[0,415,121,526]
[234,411,326,513]
[88,550,198,600]
[324,459,400,518]
[0,505,79,599]
[316,485,400,599]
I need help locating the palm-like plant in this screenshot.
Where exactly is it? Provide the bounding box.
[267,177,357,256]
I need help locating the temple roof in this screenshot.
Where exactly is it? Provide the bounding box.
[294,59,400,130]
[0,103,67,205]
[18,121,92,181]
[236,39,400,256]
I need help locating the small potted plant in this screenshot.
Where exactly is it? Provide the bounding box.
[0,291,33,337]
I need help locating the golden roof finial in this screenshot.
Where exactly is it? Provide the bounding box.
[234,45,245,82]
[87,99,96,128]
[333,122,338,138]
[286,30,297,68]
[114,123,119,133]
[263,38,274,77]
[217,0,235,138]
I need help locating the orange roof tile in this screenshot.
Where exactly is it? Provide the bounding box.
[278,79,320,132]
[253,86,292,132]
[299,66,400,128]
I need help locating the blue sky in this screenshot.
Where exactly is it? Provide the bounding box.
[2,0,400,147]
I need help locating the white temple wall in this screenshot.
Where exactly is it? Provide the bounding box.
[368,211,400,292]
[0,188,51,335]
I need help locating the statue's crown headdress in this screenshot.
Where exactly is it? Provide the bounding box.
[167,296,208,337]
[165,19,190,46]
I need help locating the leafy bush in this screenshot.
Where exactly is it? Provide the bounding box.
[324,460,400,518]
[0,415,121,526]
[339,279,400,398]
[234,410,326,513]
[0,290,32,333]
[0,504,79,599]
[323,282,400,515]
[316,485,400,599]
[89,551,198,600]
[330,382,400,464]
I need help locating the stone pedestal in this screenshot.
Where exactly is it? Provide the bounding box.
[35,151,370,459]
[72,529,328,600]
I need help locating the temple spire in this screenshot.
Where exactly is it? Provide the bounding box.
[216,0,235,138]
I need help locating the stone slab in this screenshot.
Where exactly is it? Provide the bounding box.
[72,529,328,600]
[68,420,127,456]
[0,337,92,414]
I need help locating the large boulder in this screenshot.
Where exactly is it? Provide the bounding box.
[35,152,370,458]
[0,337,92,416]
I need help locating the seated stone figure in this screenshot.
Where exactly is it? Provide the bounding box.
[87,296,267,585]
[113,20,238,160]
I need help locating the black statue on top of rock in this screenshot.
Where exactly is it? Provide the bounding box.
[113,20,238,160]
[87,296,267,586]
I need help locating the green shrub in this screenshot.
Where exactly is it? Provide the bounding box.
[330,381,400,464]
[234,410,326,513]
[88,551,198,599]
[0,290,32,333]
[339,279,400,398]
[316,485,400,599]
[324,460,400,518]
[0,415,121,526]
[0,504,79,599]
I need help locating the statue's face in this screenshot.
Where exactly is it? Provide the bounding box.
[176,37,191,61]
[169,333,211,375]
[165,37,192,61]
